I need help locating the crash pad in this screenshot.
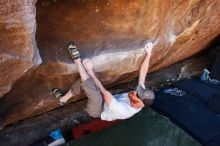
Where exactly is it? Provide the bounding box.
[68,108,200,146]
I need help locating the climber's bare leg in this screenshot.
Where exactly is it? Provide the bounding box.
[59,58,90,103]
[82,59,113,105]
[59,90,73,103]
[74,58,90,81]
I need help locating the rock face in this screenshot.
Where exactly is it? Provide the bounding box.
[0,0,220,128]
[0,0,41,97]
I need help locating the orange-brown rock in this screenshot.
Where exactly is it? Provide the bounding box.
[0,0,41,97]
[0,0,220,128]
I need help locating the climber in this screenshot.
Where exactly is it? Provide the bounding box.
[52,41,155,121]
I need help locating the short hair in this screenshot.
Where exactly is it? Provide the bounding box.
[136,85,155,106]
[142,90,155,106]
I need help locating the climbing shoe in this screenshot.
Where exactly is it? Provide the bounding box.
[52,88,63,99]
[52,88,66,106]
[68,41,80,60]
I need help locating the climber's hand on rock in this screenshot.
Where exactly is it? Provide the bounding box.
[144,42,153,55]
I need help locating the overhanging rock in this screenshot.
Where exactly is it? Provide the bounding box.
[0,0,220,128]
[0,0,41,97]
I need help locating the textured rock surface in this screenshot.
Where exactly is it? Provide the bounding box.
[0,0,220,128]
[0,0,41,97]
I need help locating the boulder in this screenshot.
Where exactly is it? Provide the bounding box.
[0,0,41,97]
[0,0,220,128]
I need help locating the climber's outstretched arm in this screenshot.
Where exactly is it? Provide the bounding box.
[138,43,153,86]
